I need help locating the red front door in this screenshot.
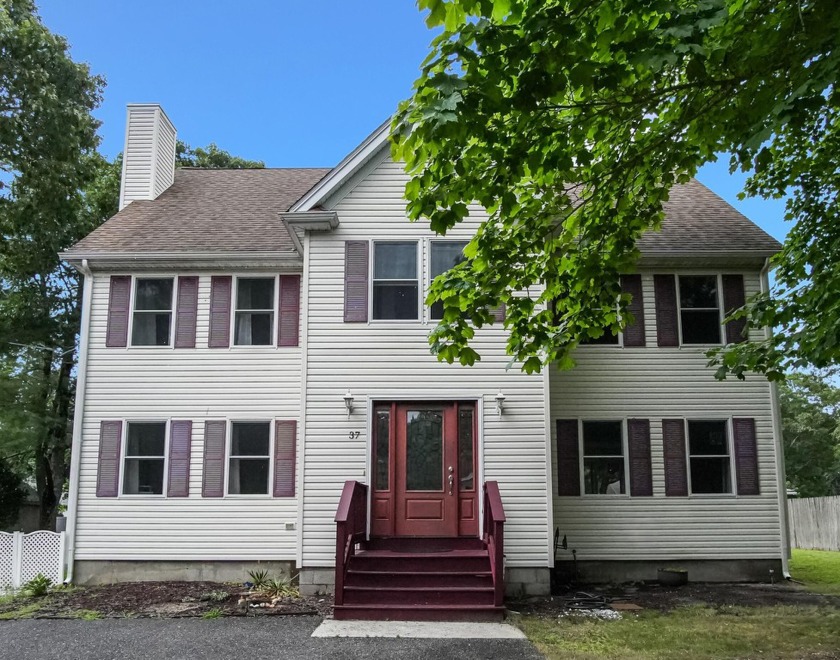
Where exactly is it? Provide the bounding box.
[371,401,478,538]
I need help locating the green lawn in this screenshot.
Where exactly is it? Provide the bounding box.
[790,548,840,595]
[517,605,840,660]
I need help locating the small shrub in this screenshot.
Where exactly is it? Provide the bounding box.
[203,608,223,619]
[199,590,230,603]
[22,574,52,597]
[247,569,270,590]
[262,576,299,599]
[75,609,102,620]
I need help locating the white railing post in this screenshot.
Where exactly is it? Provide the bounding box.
[12,531,23,590]
[58,531,67,584]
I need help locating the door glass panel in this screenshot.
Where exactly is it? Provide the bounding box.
[405,410,443,491]
[375,408,390,491]
[458,408,474,491]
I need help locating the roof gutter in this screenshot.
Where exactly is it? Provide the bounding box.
[760,257,792,580]
[59,251,303,272]
[64,259,93,584]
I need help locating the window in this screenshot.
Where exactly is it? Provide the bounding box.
[429,241,467,320]
[582,421,625,494]
[123,422,166,494]
[228,422,271,494]
[679,275,721,344]
[131,278,174,346]
[688,420,731,494]
[372,242,418,320]
[235,277,275,345]
[580,328,620,345]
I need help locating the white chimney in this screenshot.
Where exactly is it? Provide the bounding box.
[118,104,177,210]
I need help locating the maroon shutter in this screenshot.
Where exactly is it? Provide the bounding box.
[174,276,199,348]
[106,276,131,348]
[208,276,232,348]
[278,275,301,347]
[722,274,748,344]
[273,420,296,497]
[733,417,760,495]
[202,420,227,497]
[556,420,580,496]
[654,274,679,347]
[344,241,369,322]
[167,420,192,497]
[662,419,688,496]
[627,418,653,496]
[620,274,646,347]
[96,420,123,497]
[489,303,506,322]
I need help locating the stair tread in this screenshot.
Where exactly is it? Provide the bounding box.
[356,549,488,558]
[347,570,492,576]
[334,604,504,611]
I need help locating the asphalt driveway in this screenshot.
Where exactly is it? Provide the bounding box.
[0,616,543,660]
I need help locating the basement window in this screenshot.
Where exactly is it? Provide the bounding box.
[123,422,166,495]
[228,422,271,495]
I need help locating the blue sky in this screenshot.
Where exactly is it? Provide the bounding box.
[39,0,787,241]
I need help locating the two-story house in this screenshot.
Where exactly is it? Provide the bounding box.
[60,104,788,621]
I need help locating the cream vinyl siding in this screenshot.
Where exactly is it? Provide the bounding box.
[75,274,301,561]
[551,270,783,560]
[302,154,550,568]
[119,105,176,209]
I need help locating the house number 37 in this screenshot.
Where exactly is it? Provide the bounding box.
[348,431,361,439]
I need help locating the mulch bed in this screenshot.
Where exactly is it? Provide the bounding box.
[0,581,333,619]
[509,581,840,617]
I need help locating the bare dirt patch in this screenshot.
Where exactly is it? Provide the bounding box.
[0,581,333,619]
[509,581,840,617]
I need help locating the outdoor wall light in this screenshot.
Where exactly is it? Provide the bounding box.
[343,391,355,418]
[495,390,506,417]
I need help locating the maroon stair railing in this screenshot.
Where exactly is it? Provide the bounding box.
[483,480,506,607]
[334,480,368,606]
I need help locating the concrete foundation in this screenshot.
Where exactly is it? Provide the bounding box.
[505,567,551,598]
[73,560,295,585]
[553,559,784,585]
[299,567,335,596]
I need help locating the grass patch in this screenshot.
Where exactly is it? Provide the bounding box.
[0,602,42,620]
[790,549,840,595]
[202,608,223,619]
[517,605,840,660]
[68,609,102,620]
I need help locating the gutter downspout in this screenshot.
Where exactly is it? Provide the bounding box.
[761,258,792,579]
[64,260,94,584]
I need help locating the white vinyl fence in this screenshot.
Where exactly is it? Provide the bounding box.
[788,496,840,552]
[0,531,66,592]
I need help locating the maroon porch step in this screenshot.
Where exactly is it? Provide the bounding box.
[365,537,486,552]
[342,585,495,606]
[345,570,493,589]
[348,549,490,573]
[333,604,506,622]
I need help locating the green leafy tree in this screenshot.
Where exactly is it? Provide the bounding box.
[0,458,26,529]
[780,372,840,498]
[176,141,264,169]
[393,0,839,378]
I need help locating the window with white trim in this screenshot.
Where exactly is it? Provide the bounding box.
[228,422,271,494]
[429,241,467,320]
[372,242,418,320]
[678,275,721,344]
[234,277,275,345]
[131,278,174,346]
[688,420,731,494]
[582,421,625,494]
[123,422,167,494]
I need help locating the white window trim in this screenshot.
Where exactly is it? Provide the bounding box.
[128,275,177,349]
[230,274,279,348]
[224,419,275,498]
[685,417,737,497]
[119,419,170,498]
[370,240,422,323]
[426,238,470,324]
[676,273,726,347]
[578,418,631,498]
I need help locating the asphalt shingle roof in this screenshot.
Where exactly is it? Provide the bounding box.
[66,168,781,259]
[67,168,330,255]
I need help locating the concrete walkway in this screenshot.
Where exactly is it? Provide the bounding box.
[0,617,544,660]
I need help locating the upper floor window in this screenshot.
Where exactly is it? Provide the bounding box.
[582,421,625,494]
[235,277,274,345]
[678,275,721,344]
[688,420,731,494]
[123,421,166,494]
[373,242,418,320]
[580,328,620,345]
[429,241,467,321]
[131,278,174,346]
[229,421,271,494]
